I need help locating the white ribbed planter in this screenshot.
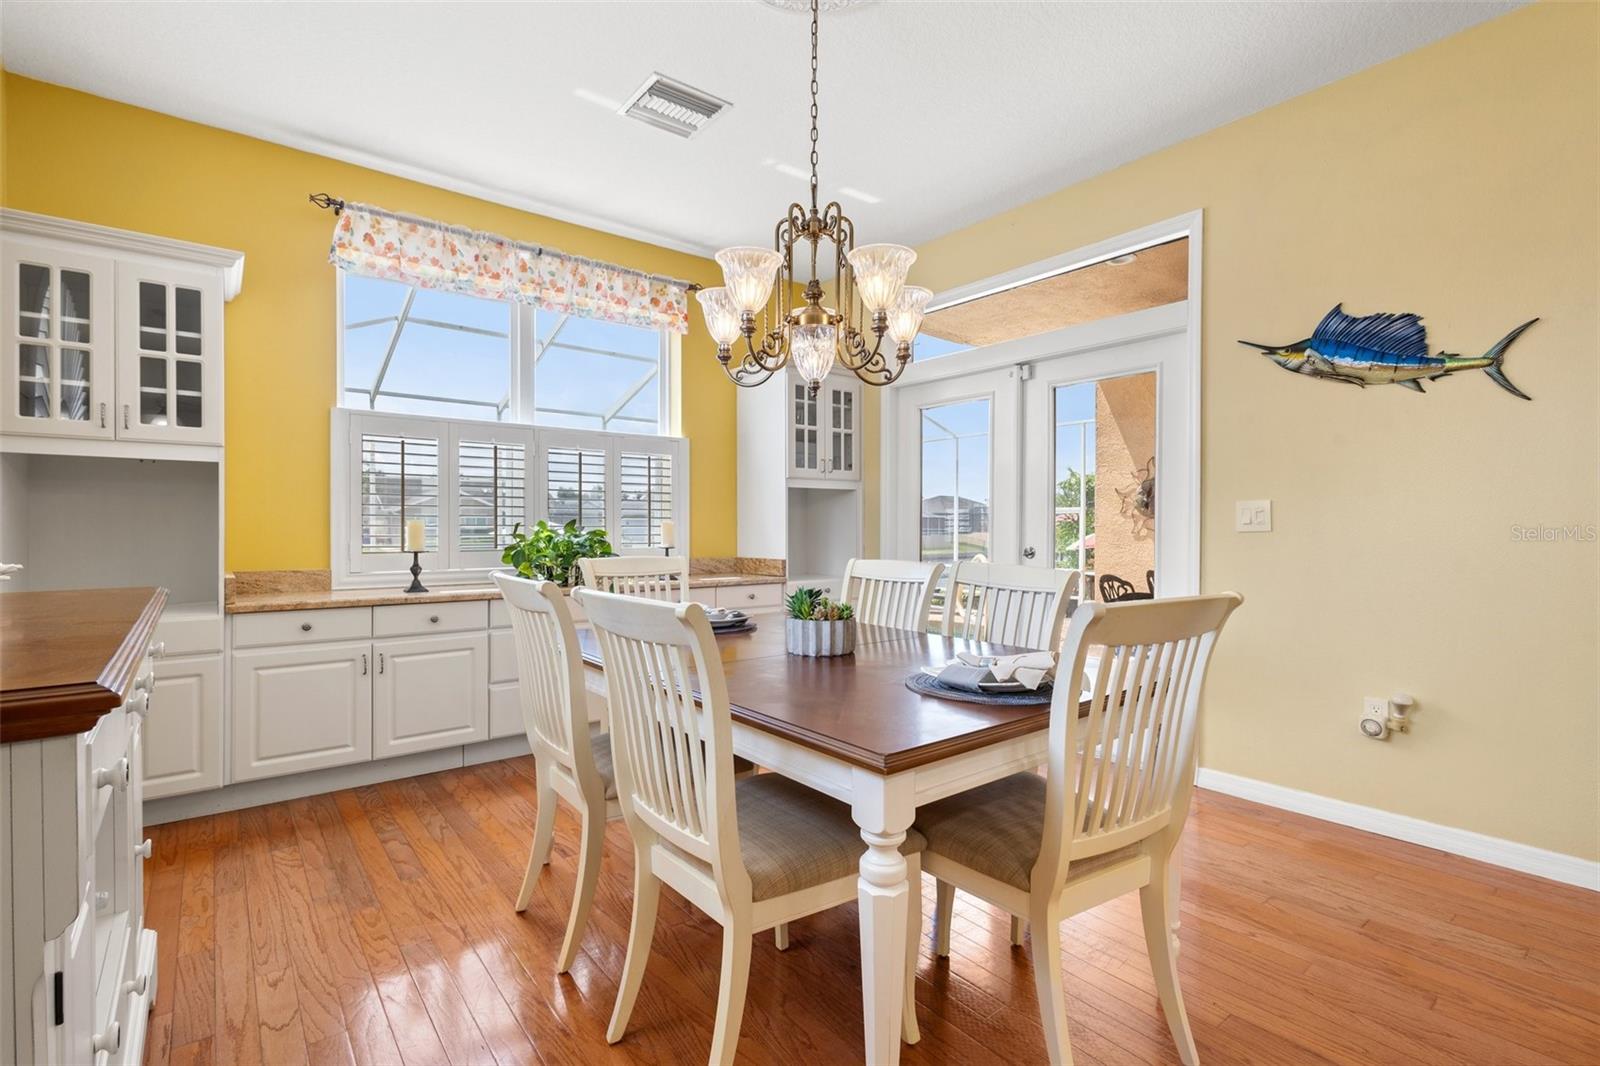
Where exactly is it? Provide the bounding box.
[785,617,857,657]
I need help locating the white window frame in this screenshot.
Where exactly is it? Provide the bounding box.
[334,270,676,432]
[331,408,689,588]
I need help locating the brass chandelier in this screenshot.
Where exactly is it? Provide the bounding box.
[696,0,931,396]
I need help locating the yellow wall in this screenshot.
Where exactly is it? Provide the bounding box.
[0,75,738,566]
[905,3,1598,859]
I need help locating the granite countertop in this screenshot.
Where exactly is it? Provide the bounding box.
[225,563,786,614]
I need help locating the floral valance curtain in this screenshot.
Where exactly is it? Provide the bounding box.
[329,203,690,334]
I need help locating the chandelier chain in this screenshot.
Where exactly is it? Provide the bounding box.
[809,0,820,214]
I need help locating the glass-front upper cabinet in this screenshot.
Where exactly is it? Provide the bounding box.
[825,377,861,480]
[116,262,223,445]
[1,240,117,438]
[789,376,823,478]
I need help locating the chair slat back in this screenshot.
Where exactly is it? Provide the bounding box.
[1035,594,1242,895]
[945,561,1079,650]
[578,555,690,602]
[492,574,594,776]
[840,558,945,631]
[575,589,746,893]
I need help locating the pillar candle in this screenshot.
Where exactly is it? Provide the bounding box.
[660,519,677,548]
[404,518,425,553]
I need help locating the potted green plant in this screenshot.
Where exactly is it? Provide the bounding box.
[784,586,856,657]
[501,520,614,586]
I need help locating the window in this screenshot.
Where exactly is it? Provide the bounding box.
[919,398,991,564]
[339,273,670,431]
[334,410,686,586]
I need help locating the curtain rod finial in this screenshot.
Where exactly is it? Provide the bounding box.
[309,192,345,215]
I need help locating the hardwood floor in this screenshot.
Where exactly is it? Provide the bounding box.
[139,758,1600,1066]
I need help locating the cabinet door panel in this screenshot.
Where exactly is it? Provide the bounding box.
[115,261,222,445]
[372,633,487,758]
[489,681,523,740]
[232,643,371,781]
[826,378,861,480]
[144,654,223,798]
[1,240,116,439]
[787,376,823,477]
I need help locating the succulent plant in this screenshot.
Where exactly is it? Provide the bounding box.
[784,586,854,621]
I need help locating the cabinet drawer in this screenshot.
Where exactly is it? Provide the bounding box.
[713,583,784,611]
[155,612,223,656]
[373,600,488,638]
[488,629,517,683]
[233,608,371,648]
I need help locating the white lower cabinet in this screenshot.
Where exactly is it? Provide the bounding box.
[144,653,223,798]
[231,641,372,781]
[372,633,488,758]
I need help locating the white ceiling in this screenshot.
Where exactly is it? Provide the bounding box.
[2,1,1516,257]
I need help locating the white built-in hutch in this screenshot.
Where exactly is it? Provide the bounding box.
[736,368,865,597]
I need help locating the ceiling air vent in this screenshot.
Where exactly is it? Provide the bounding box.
[619,74,730,139]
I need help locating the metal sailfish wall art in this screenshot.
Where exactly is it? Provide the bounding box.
[1239,304,1539,399]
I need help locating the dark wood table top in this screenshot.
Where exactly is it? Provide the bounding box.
[1,586,166,743]
[577,620,1075,774]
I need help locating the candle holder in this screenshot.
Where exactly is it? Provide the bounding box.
[404,551,428,594]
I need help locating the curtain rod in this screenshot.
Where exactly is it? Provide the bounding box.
[308,193,703,292]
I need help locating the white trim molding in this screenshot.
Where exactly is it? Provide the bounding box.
[1196,768,1600,892]
[0,208,246,300]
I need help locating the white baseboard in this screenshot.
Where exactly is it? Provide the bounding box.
[1195,767,1600,892]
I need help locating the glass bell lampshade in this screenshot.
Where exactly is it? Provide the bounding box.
[887,285,933,346]
[695,287,742,347]
[791,322,838,387]
[845,243,916,312]
[714,246,782,314]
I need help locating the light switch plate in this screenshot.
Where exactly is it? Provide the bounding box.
[1235,499,1273,532]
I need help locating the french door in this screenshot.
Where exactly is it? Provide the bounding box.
[889,305,1196,598]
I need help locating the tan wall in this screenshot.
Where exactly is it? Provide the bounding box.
[887,4,1599,858]
[1092,375,1157,594]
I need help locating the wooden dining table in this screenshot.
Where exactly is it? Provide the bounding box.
[575,618,1078,1066]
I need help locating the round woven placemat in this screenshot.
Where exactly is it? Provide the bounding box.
[904,671,1053,706]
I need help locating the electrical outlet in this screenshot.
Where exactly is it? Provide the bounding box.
[1359,697,1390,739]
[1235,500,1273,532]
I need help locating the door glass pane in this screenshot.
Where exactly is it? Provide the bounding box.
[920,398,990,564]
[175,360,200,392]
[1054,372,1156,601]
[140,357,166,388]
[18,381,48,418]
[139,282,167,351]
[18,263,49,338]
[61,384,90,422]
[60,349,90,383]
[19,344,48,379]
[175,393,202,428]
[175,287,201,353]
[60,270,90,342]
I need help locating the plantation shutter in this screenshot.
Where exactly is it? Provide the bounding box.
[618,451,674,547]
[546,445,607,531]
[457,438,527,550]
[359,431,439,554]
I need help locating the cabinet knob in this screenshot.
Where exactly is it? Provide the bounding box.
[429,614,440,623]
[93,1023,122,1055]
[133,838,153,861]
[121,974,149,998]
[301,622,313,632]
[746,592,756,601]
[149,641,166,660]
[95,758,130,792]
[127,691,149,720]
[133,673,152,694]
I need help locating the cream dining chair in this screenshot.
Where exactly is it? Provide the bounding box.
[941,558,1080,946]
[578,554,691,600]
[492,572,619,974]
[916,593,1243,1066]
[577,588,927,1066]
[944,559,1080,651]
[839,557,946,631]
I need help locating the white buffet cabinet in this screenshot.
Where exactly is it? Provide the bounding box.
[143,582,784,823]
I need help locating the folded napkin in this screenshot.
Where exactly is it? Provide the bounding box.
[936,651,1057,692]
